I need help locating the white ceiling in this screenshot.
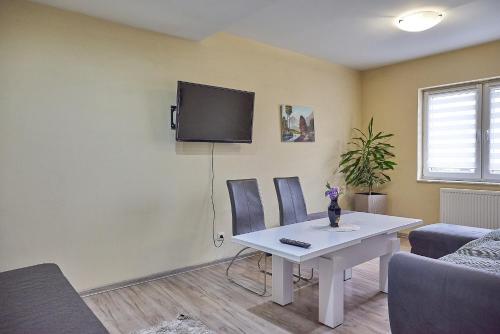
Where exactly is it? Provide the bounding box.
[31,0,500,69]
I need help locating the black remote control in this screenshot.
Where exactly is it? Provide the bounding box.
[280,238,311,249]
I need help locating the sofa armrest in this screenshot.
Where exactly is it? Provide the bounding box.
[388,252,500,334]
[409,223,490,258]
[0,264,108,334]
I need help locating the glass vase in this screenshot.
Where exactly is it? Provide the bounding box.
[328,198,341,228]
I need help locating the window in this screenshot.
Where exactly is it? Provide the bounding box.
[485,83,500,179]
[420,78,500,183]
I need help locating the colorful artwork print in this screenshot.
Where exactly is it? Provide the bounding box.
[281,105,315,142]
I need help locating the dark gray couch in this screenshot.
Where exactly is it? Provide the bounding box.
[408,223,491,259]
[388,224,500,334]
[0,263,108,334]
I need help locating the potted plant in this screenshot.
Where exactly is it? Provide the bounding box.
[339,117,396,214]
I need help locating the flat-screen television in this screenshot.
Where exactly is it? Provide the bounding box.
[175,81,255,143]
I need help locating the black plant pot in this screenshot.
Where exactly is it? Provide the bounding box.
[328,199,341,228]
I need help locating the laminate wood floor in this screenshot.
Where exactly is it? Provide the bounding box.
[84,239,410,334]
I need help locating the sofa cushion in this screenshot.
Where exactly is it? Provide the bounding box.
[0,263,108,334]
[440,229,500,274]
[388,252,500,334]
[409,223,491,259]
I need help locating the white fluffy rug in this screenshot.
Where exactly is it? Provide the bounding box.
[133,315,215,334]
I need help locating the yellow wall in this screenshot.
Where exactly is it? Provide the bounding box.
[4,0,499,291]
[0,1,360,290]
[362,41,500,226]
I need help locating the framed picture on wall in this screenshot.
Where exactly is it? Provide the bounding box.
[280,105,315,142]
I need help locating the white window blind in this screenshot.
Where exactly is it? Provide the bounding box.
[423,87,480,179]
[488,86,500,175]
[420,79,500,183]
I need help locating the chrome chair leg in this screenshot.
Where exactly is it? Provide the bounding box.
[294,264,314,283]
[257,253,273,276]
[257,253,315,285]
[226,248,270,297]
[258,254,314,283]
[299,265,314,281]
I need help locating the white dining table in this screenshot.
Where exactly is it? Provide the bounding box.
[231,211,422,328]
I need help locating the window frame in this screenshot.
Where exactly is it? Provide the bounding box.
[418,77,500,184]
[421,84,482,182]
[482,81,500,182]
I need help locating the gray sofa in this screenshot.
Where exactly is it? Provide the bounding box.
[388,224,500,334]
[0,263,108,334]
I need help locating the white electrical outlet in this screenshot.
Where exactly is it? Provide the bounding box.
[216,232,225,241]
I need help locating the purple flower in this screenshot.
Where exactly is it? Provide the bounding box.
[325,184,342,200]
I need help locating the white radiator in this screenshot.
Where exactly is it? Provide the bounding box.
[440,188,500,229]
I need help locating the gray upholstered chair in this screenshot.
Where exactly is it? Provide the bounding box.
[273,177,328,281]
[273,176,352,281]
[273,176,327,226]
[226,179,270,296]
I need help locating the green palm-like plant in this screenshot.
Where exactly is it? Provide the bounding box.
[339,118,396,195]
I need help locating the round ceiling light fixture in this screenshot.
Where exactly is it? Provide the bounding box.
[395,10,444,32]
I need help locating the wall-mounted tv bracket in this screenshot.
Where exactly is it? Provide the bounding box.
[170,105,177,130]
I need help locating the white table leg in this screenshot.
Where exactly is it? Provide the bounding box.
[319,256,344,328]
[379,236,400,293]
[272,255,293,305]
[344,268,352,281]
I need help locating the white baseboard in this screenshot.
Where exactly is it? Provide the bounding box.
[79,251,259,297]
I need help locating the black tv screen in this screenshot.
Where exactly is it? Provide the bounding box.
[175,81,255,143]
